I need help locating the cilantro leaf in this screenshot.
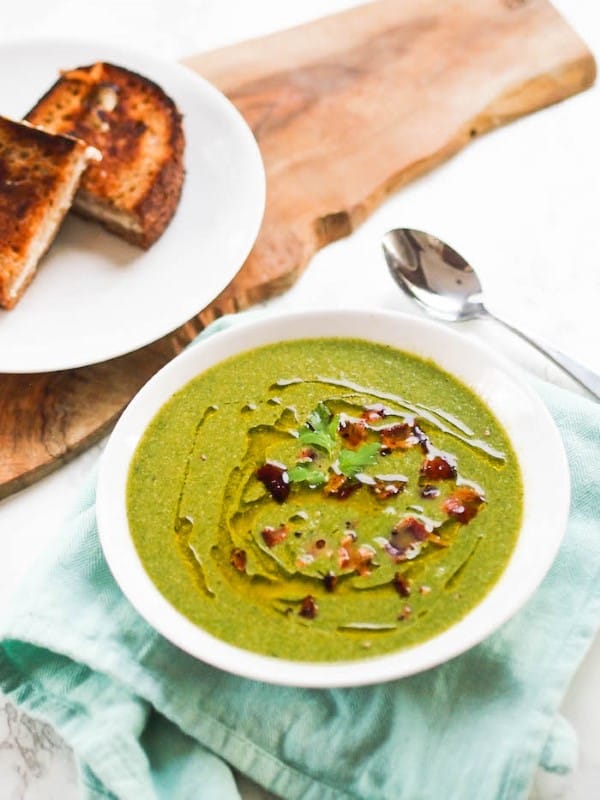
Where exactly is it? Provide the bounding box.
[306,402,331,432]
[338,442,381,478]
[298,403,336,455]
[298,430,335,454]
[288,465,327,486]
[328,413,340,440]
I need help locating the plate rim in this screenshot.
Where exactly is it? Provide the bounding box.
[0,35,266,372]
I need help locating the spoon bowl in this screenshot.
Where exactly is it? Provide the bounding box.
[382,229,485,321]
[382,228,600,400]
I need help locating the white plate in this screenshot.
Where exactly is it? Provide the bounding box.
[0,38,265,372]
[97,309,571,688]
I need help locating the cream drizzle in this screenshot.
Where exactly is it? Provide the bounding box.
[274,376,505,461]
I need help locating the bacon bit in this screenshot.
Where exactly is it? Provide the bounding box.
[336,532,375,575]
[299,595,318,619]
[324,473,360,499]
[350,544,375,575]
[420,484,440,499]
[256,461,290,503]
[338,417,367,448]
[355,545,376,576]
[443,485,485,523]
[324,473,345,494]
[341,531,357,547]
[230,548,247,572]
[398,605,412,621]
[361,404,388,422]
[380,423,420,451]
[371,478,405,500]
[337,546,351,569]
[392,572,411,597]
[297,447,317,463]
[382,540,410,563]
[385,516,432,562]
[323,572,338,592]
[392,516,430,543]
[337,481,361,499]
[420,454,457,481]
[261,524,289,547]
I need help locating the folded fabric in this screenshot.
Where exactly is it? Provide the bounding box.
[1,318,599,800]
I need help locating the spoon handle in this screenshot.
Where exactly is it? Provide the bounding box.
[490,311,600,400]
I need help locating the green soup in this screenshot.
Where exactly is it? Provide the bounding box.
[127,338,522,661]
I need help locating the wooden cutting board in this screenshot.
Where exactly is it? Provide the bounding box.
[0,0,595,499]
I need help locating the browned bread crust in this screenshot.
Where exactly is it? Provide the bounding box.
[26,62,185,249]
[0,116,96,310]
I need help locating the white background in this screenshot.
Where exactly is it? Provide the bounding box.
[0,1,599,798]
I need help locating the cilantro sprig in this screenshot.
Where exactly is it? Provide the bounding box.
[287,465,327,486]
[297,402,338,455]
[290,403,383,489]
[337,442,381,478]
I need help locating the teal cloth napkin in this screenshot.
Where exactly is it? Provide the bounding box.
[1,317,600,800]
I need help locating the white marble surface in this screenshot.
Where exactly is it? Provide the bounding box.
[1,1,599,798]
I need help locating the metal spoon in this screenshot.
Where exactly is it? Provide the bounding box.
[382,228,600,400]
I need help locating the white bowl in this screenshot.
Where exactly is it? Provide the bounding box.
[96,309,570,687]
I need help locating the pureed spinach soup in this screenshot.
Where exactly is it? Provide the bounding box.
[127,338,523,662]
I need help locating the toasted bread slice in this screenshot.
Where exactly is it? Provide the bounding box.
[0,116,99,310]
[26,62,185,249]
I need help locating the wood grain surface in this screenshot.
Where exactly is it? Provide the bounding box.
[0,0,595,499]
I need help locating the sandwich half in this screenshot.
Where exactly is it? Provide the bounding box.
[26,62,185,249]
[0,116,99,310]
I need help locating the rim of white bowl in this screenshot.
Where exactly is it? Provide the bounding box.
[96,308,571,687]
